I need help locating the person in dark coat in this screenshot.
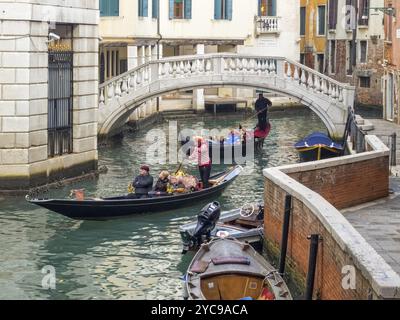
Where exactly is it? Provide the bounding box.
[154,171,170,195]
[132,165,154,198]
[255,93,272,130]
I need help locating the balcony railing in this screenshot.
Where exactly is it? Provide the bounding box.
[255,16,281,35]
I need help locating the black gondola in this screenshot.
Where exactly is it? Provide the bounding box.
[181,122,272,163]
[26,166,243,220]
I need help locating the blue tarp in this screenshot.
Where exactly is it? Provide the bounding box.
[295,132,343,150]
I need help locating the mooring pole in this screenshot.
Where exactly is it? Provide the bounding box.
[278,195,292,275]
[305,234,321,300]
[391,132,397,166]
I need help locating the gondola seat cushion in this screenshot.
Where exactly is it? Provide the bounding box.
[211,257,251,266]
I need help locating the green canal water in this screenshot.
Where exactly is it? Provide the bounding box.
[0,110,326,300]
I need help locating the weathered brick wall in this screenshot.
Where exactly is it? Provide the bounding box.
[264,179,373,300]
[329,39,384,106]
[288,156,390,209]
[263,138,397,300]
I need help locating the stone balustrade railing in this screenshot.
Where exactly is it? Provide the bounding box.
[255,16,281,34]
[99,53,352,109]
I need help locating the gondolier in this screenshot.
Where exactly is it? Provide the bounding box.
[255,93,272,131]
[189,137,212,189]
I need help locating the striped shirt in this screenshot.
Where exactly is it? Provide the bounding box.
[189,143,211,167]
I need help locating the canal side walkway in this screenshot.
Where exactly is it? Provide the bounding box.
[343,177,400,276]
[367,119,400,175]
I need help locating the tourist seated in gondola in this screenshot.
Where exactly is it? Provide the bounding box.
[152,171,170,196]
[132,165,154,198]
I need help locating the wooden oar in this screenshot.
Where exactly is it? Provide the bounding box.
[239,107,269,130]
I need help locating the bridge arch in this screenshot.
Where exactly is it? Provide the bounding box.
[98,54,355,139]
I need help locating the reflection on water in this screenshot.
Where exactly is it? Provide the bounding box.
[0,110,325,300]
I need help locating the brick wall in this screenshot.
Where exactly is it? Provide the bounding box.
[263,137,398,299]
[329,39,384,106]
[264,179,373,299]
[288,156,389,209]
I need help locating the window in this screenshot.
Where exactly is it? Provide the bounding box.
[258,0,276,16]
[358,0,369,26]
[329,40,336,74]
[317,54,324,73]
[139,0,148,17]
[152,0,159,18]
[360,40,367,63]
[347,40,354,75]
[100,0,119,17]
[214,0,233,20]
[300,7,306,36]
[359,76,371,88]
[328,0,338,30]
[300,53,305,65]
[317,5,326,36]
[169,0,192,19]
[386,3,393,41]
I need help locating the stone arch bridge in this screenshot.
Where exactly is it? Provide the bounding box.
[98,53,355,139]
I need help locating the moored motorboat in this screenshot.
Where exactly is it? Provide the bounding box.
[295,132,343,162]
[180,202,264,254]
[184,238,292,300]
[26,166,243,220]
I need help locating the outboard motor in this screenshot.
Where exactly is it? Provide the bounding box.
[181,202,221,254]
[193,202,221,239]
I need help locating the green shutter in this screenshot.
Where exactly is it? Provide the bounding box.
[152,0,159,18]
[271,0,276,16]
[258,0,261,16]
[112,0,119,16]
[143,0,148,17]
[100,0,106,16]
[226,0,233,20]
[214,0,222,19]
[100,0,119,17]
[184,0,192,19]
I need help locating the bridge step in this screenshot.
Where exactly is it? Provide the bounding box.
[161,110,197,120]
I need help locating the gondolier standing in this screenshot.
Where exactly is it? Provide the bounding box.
[255,93,272,130]
[189,137,212,189]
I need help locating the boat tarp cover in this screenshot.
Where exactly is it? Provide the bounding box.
[295,132,343,150]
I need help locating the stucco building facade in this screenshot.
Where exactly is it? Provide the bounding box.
[99,0,300,111]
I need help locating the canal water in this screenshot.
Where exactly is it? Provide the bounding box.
[0,109,326,300]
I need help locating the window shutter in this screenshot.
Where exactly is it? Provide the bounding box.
[139,0,142,16]
[143,0,148,17]
[214,0,222,19]
[271,0,276,16]
[184,0,192,19]
[328,0,338,29]
[258,0,261,16]
[152,0,159,18]
[100,0,106,16]
[169,0,174,19]
[112,0,119,16]
[226,0,233,20]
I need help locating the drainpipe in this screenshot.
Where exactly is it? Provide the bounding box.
[278,195,292,275]
[305,234,322,300]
